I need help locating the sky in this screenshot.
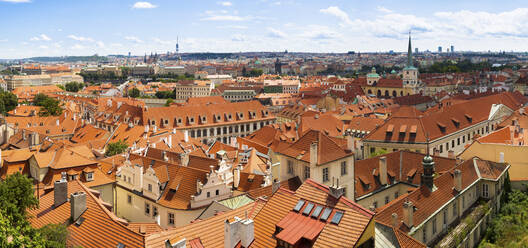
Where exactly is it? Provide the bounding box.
[2,0,528,59]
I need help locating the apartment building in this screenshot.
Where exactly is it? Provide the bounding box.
[6,74,52,90]
[363,92,526,158]
[375,156,509,248]
[173,80,214,101]
[263,79,301,94]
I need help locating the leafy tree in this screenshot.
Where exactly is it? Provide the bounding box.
[56,84,65,90]
[34,95,62,117]
[0,90,18,115]
[106,140,128,156]
[38,224,68,248]
[0,173,67,247]
[155,91,174,99]
[248,69,263,77]
[128,88,140,98]
[165,98,174,106]
[64,82,84,92]
[370,148,388,158]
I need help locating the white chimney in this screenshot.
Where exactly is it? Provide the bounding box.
[454,169,462,192]
[499,152,505,163]
[379,156,388,185]
[56,119,60,126]
[310,142,318,167]
[144,124,149,133]
[153,125,158,133]
[224,217,254,248]
[233,166,241,188]
[184,130,189,142]
[391,213,399,228]
[402,201,414,228]
[181,153,189,167]
[70,191,87,222]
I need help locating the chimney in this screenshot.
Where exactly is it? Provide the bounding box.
[70,192,87,222]
[379,156,388,185]
[346,135,354,152]
[402,200,414,228]
[454,169,462,192]
[181,153,189,167]
[22,129,26,140]
[448,150,455,159]
[56,119,60,126]
[329,178,345,199]
[162,151,169,162]
[153,125,158,133]
[309,142,318,167]
[271,180,280,194]
[499,152,504,163]
[233,166,241,189]
[184,130,189,142]
[224,217,254,248]
[144,124,149,133]
[391,213,399,228]
[54,179,68,208]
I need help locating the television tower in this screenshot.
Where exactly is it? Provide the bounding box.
[176,36,179,54]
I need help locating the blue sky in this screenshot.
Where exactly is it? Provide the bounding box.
[2,0,528,58]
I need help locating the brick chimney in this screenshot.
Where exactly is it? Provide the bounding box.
[454,169,462,192]
[310,142,318,167]
[70,192,87,222]
[379,156,388,185]
[54,179,68,208]
[402,200,414,228]
[391,213,399,228]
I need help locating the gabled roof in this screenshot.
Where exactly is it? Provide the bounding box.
[29,180,159,248]
[280,129,351,165]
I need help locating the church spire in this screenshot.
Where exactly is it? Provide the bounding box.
[407,31,413,67]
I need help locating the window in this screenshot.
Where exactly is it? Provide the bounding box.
[153,206,158,216]
[207,192,211,198]
[452,140,455,148]
[304,166,310,180]
[322,168,329,182]
[462,195,465,208]
[341,161,347,175]
[385,196,390,204]
[215,189,219,196]
[446,142,449,150]
[168,213,175,225]
[148,184,152,192]
[423,225,427,243]
[457,138,460,146]
[127,195,132,204]
[287,160,294,175]
[453,201,457,217]
[373,201,378,209]
[483,183,489,198]
[86,172,94,181]
[432,217,437,234]
[443,210,447,225]
[394,192,399,199]
[145,203,150,215]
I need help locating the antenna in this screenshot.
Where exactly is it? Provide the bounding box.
[425,133,430,156]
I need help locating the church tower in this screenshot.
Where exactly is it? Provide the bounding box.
[402,32,418,88]
[421,143,436,191]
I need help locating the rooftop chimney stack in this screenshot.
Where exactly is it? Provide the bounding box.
[184,130,189,142]
[181,152,189,167]
[233,166,241,189]
[309,142,318,167]
[329,177,345,199]
[391,213,399,228]
[379,156,388,185]
[499,152,505,163]
[402,200,414,228]
[454,169,462,192]
[224,217,254,248]
[70,192,87,222]
[54,179,68,208]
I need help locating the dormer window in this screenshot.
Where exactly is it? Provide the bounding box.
[214,114,222,122]
[86,172,94,181]
[262,110,269,116]
[176,117,183,126]
[238,112,244,119]
[164,118,169,125]
[249,111,256,119]
[188,116,195,124]
[201,115,207,124]
[150,120,156,126]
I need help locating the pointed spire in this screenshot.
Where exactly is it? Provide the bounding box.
[407,30,413,68]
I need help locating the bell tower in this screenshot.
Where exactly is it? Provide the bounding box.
[402,31,418,88]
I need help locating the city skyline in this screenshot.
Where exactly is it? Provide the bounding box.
[2,0,528,59]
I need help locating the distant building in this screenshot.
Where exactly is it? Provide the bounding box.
[438,46,442,53]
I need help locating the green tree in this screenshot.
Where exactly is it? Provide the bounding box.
[106,140,128,156]
[56,84,65,90]
[64,82,84,92]
[370,148,388,158]
[0,90,18,115]
[0,173,38,225]
[155,91,174,99]
[165,98,174,106]
[128,88,140,98]
[38,224,68,248]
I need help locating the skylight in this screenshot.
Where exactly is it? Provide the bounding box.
[320,207,332,221]
[331,211,344,225]
[302,203,314,215]
[311,205,323,218]
[293,199,305,212]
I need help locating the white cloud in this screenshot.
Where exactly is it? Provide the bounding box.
[0,0,31,3]
[320,6,352,26]
[132,1,157,9]
[96,41,105,47]
[68,35,94,42]
[231,34,245,41]
[71,44,86,50]
[30,34,51,41]
[153,38,172,45]
[218,1,232,6]
[376,6,392,13]
[267,27,286,38]
[301,25,339,40]
[0,39,7,42]
[125,36,143,43]
[39,45,48,49]
[218,25,248,29]
[201,15,244,21]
